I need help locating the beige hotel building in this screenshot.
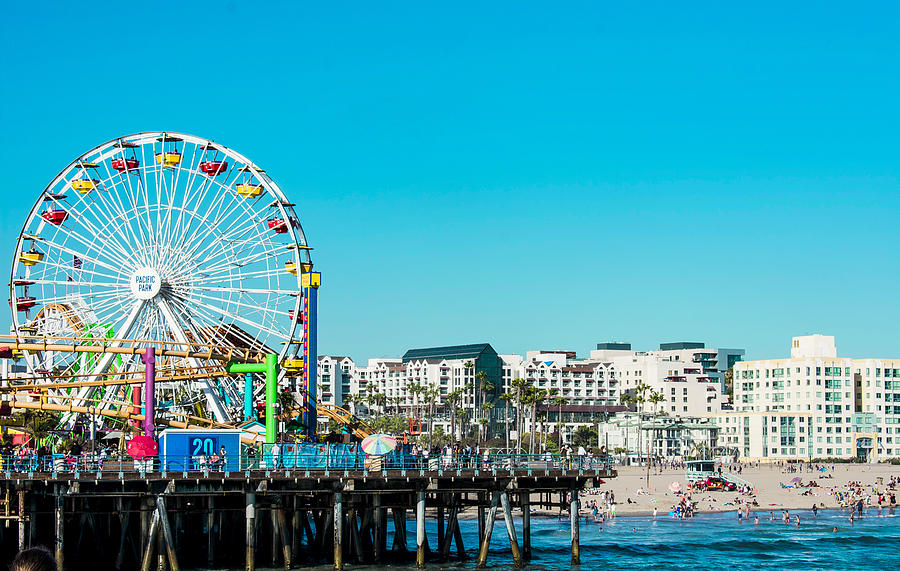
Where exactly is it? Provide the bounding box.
[716,334,900,462]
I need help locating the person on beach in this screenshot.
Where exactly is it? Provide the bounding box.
[653,506,658,520]
[812,504,818,517]
[754,516,759,525]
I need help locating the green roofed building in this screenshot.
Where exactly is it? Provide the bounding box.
[401,343,504,438]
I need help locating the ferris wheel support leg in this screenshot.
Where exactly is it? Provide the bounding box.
[156,299,230,423]
[141,347,156,436]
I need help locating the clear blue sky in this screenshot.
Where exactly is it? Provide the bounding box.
[1,2,897,363]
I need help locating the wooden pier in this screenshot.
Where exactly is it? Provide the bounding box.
[0,465,613,569]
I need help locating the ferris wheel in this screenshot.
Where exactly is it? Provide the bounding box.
[9,131,312,425]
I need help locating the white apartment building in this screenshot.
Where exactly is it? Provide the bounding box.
[585,342,741,417]
[316,341,742,445]
[723,334,900,462]
[600,413,719,460]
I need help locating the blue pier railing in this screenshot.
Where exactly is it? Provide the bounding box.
[0,447,613,477]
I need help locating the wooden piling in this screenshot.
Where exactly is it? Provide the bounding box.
[392,508,407,552]
[277,506,292,569]
[477,491,486,541]
[373,495,384,562]
[271,507,281,568]
[333,492,344,571]
[437,500,445,549]
[54,492,64,570]
[570,488,580,565]
[416,490,427,568]
[156,496,180,571]
[207,497,215,568]
[500,491,523,567]
[139,505,161,571]
[439,496,459,559]
[246,492,256,571]
[292,500,302,558]
[349,508,364,563]
[475,491,500,568]
[17,489,25,551]
[522,492,531,559]
[116,497,130,571]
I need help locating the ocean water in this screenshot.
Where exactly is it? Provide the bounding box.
[233,508,900,570]
[521,509,898,570]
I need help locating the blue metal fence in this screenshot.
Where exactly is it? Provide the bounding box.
[0,448,612,476]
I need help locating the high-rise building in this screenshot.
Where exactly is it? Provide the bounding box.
[720,334,900,462]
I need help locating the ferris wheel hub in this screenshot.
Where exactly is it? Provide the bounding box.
[130,267,161,300]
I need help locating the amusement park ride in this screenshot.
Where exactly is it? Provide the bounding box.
[0,131,366,444]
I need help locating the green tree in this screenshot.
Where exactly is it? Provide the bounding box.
[572,425,598,450]
[724,367,735,399]
[366,414,410,435]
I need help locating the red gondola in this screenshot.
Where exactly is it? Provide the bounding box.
[41,209,68,225]
[14,296,36,311]
[111,157,139,173]
[267,218,288,233]
[287,310,304,323]
[199,161,228,176]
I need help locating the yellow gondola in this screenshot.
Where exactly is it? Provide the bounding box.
[20,251,44,266]
[155,152,182,167]
[282,358,304,371]
[285,261,297,275]
[236,183,263,198]
[71,179,98,193]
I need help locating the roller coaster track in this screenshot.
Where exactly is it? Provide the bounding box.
[0,335,268,363]
[317,403,372,439]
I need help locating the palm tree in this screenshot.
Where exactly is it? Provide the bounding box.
[499,392,513,451]
[423,384,440,450]
[445,388,465,441]
[552,395,567,449]
[633,382,650,466]
[343,393,356,415]
[479,402,495,445]
[646,389,665,487]
[525,387,548,455]
[479,377,494,436]
[510,378,529,452]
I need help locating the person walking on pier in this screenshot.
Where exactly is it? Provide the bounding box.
[271,441,282,469]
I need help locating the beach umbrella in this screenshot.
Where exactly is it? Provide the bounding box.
[790,476,802,483]
[668,481,682,493]
[126,435,158,459]
[361,433,397,456]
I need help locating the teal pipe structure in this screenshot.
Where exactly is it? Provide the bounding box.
[244,373,253,421]
[226,354,279,443]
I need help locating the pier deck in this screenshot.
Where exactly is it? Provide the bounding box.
[1,463,614,570]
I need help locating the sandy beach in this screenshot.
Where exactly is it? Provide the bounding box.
[573,463,900,517]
